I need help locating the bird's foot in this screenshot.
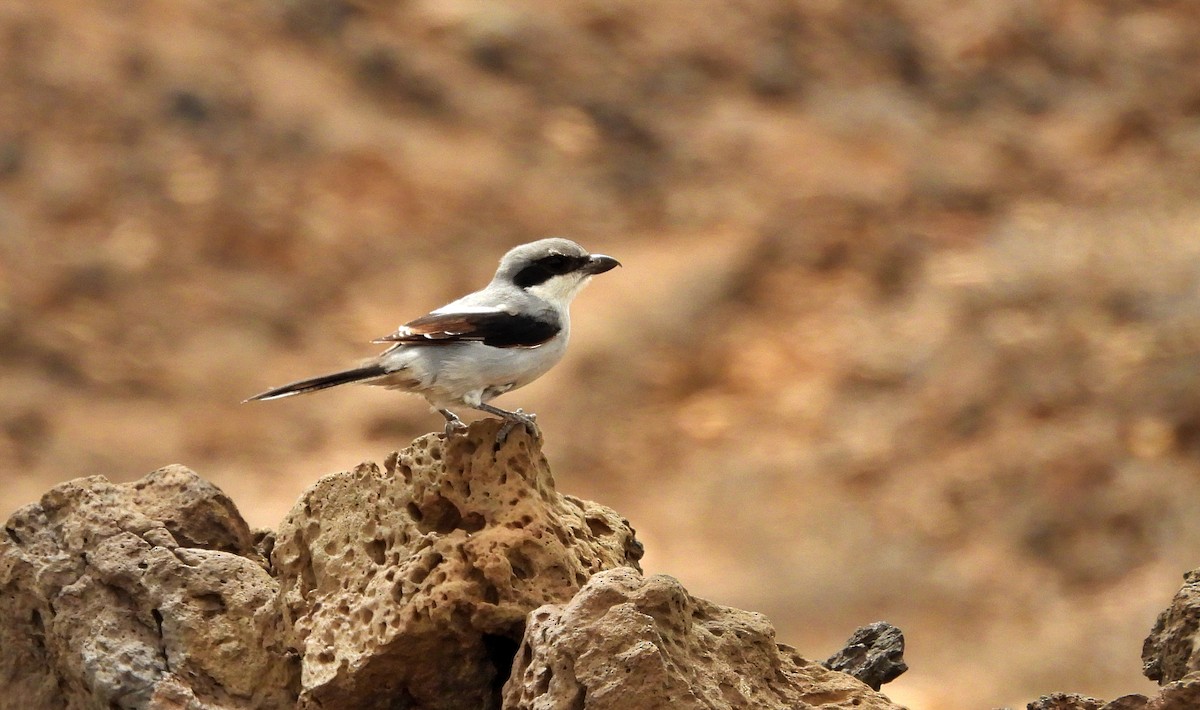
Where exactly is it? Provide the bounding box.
[497,409,539,444]
[439,409,469,438]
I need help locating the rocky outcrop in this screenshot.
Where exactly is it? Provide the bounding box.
[1023,685,1200,710]
[0,420,903,709]
[1142,570,1200,685]
[824,621,907,691]
[1020,568,1200,709]
[0,465,297,709]
[273,421,644,709]
[503,567,902,710]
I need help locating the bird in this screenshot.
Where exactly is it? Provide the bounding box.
[245,238,621,441]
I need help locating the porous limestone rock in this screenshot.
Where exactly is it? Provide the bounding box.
[0,465,298,709]
[1019,567,1200,710]
[1139,676,1200,708]
[1023,685,1200,710]
[272,419,644,710]
[1025,693,1108,710]
[502,567,904,710]
[2,421,910,710]
[1142,569,1200,685]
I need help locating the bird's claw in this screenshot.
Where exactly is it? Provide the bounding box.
[440,409,469,438]
[497,409,540,444]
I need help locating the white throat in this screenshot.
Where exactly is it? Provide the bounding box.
[526,273,592,307]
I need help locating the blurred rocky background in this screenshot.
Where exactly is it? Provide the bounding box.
[2,1,1200,707]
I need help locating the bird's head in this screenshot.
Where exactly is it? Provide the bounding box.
[494,238,620,305]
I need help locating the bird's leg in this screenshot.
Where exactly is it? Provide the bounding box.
[439,409,468,437]
[472,402,540,443]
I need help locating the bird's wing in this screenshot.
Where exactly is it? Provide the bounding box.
[372,305,561,348]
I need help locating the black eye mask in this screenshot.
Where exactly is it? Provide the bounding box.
[513,254,589,288]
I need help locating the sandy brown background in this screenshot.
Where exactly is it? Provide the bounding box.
[4,1,1200,707]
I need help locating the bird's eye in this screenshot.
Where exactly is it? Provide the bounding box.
[513,253,584,287]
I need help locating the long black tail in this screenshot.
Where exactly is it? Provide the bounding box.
[244,364,389,402]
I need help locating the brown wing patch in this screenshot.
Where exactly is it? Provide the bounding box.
[402,313,480,338]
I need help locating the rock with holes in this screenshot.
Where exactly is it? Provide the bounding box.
[272,418,643,710]
[1024,688,1200,709]
[1143,568,1200,685]
[502,568,904,710]
[0,465,298,709]
[1015,566,1200,708]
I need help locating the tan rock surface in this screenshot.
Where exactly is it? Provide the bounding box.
[503,567,903,710]
[0,465,297,709]
[1,421,908,709]
[1019,568,1200,709]
[272,419,645,710]
[1024,684,1200,710]
[1142,569,1200,685]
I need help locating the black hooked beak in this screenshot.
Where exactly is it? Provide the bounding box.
[583,254,621,275]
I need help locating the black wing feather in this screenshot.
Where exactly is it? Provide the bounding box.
[374,310,560,349]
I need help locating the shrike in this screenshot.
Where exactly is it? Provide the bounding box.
[246,238,620,440]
